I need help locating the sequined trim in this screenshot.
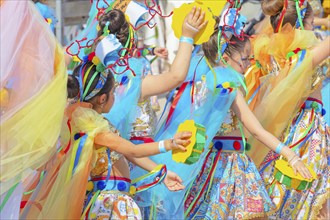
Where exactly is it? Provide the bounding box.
[130,99,157,138]
[216,110,239,136]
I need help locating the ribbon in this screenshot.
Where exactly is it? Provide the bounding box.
[275,0,289,33]
[130,136,154,143]
[131,164,167,194]
[165,81,191,126]
[66,134,87,182]
[0,182,20,213]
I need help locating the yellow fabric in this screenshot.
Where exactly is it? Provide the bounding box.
[275,159,317,181]
[22,107,110,219]
[268,26,318,69]
[247,26,319,165]
[245,33,273,110]
[172,120,198,163]
[0,44,67,195]
[171,1,216,45]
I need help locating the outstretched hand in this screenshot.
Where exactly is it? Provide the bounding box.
[290,157,313,179]
[170,131,192,151]
[154,47,168,58]
[163,170,185,191]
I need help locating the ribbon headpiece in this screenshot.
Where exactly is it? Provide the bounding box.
[217,0,247,61]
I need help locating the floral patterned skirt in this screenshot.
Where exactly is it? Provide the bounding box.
[84,177,142,220]
[184,136,276,219]
[260,98,330,219]
[89,191,142,220]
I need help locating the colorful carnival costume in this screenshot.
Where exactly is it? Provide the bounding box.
[95,32,148,139]
[245,9,330,218]
[139,2,276,218]
[247,26,319,165]
[254,30,330,219]
[184,111,276,219]
[260,97,330,219]
[0,1,67,218]
[78,108,142,219]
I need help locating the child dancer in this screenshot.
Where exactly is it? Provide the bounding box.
[94,7,207,139]
[145,2,312,219]
[21,61,191,219]
[93,7,207,218]
[247,0,330,219]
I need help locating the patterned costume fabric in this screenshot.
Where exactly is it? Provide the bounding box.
[185,126,276,219]
[130,99,157,138]
[140,55,242,219]
[104,58,147,139]
[260,98,330,219]
[90,191,142,219]
[128,99,157,219]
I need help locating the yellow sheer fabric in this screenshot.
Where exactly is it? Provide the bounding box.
[0,1,67,194]
[245,34,273,109]
[22,107,110,219]
[246,25,319,165]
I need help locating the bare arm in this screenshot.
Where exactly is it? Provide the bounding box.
[314,17,330,29]
[126,156,158,172]
[94,131,191,158]
[311,36,330,68]
[140,7,208,100]
[232,91,312,178]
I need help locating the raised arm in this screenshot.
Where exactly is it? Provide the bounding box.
[231,90,312,179]
[139,7,208,100]
[311,36,330,68]
[94,131,191,158]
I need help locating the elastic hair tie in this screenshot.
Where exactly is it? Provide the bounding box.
[103,21,110,36]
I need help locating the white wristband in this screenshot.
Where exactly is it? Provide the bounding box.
[158,140,167,153]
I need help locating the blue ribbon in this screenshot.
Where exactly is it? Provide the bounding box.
[72,134,87,175]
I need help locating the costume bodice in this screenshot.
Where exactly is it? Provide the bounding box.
[90,121,123,177]
[311,60,329,91]
[215,110,239,136]
[129,99,157,138]
[192,75,208,110]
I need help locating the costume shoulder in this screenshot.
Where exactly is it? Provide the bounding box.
[71,107,110,135]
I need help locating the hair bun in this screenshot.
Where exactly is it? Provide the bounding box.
[67,75,79,99]
[261,0,284,16]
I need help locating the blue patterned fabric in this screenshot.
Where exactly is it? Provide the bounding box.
[132,55,245,219]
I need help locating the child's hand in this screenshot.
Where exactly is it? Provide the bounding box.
[290,155,313,179]
[154,47,168,58]
[182,6,208,39]
[163,170,185,191]
[169,131,192,151]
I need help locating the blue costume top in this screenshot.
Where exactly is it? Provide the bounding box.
[132,55,245,218]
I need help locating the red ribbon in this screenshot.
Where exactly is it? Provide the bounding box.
[275,0,289,33]
[130,136,154,143]
[165,81,191,126]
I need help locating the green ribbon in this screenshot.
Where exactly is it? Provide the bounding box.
[295,0,305,30]
[0,182,20,213]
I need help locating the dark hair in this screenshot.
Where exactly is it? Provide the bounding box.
[202,16,250,66]
[97,9,130,45]
[262,0,313,31]
[67,62,115,102]
[32,0,47,3]
[67,75,79,99]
